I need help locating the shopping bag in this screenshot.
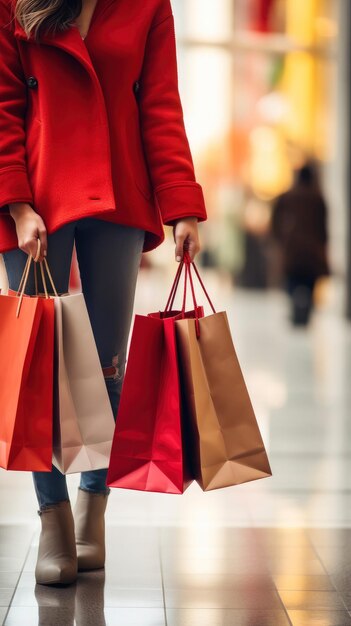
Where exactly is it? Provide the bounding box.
[8,256,116,474]
[107,258,203,494]
[0,253,54,471]
[52,287,116,475]
[175,251,273,491]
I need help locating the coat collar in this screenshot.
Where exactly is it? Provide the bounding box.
[12,2,105,79]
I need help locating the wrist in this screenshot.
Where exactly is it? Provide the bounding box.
[170,216,199,226]
[8,202,34,219]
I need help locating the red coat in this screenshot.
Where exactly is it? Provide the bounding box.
[0,0,207,254]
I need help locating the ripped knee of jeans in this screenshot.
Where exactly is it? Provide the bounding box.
[102,353,124,381]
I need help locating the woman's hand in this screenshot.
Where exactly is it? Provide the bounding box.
[172,216,200,262]
[8,203,47,262]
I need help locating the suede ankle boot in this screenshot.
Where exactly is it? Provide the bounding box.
[35,500,78,586]
[73,487,109,571]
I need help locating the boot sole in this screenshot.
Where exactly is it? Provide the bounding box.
[36,576,77,586]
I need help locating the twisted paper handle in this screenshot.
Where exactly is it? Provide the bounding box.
[15,239,59,318]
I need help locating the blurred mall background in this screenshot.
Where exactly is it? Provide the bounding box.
[0,0,350,315]
[167,0,349,318]
[178,0,347,300]
[1,1,351,624]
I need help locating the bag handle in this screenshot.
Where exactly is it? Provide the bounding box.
[40,257,59,297]
[164,256,186,313]
[164,250,216,313]
[164,254,197,318]
[183,250,216,314]
[163,248,216,338]
[15,239,59,318]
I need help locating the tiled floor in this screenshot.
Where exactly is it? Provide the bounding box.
[1,266,351,625]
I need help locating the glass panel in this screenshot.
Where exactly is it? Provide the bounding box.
[182,48,233,155]
[184,0,233,42]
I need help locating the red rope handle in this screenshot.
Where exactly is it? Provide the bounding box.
[181,259,188,317]
[183,250,216,314]
[163,257,185,314]
[163,250,216,338]
[168,260,183,312]
[185,257,200,337]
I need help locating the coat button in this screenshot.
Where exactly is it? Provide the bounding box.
[27,76,38,89]
[133,80,140,94]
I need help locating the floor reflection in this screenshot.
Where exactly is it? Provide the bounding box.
[35,570,105,626]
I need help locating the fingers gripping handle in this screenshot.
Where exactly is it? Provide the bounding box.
[15,239,59,318]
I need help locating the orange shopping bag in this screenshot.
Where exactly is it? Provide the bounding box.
[0,251,55,470]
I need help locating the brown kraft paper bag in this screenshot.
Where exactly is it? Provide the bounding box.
[175,260,272,491]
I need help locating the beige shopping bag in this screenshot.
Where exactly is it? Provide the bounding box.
[175,296,272,491]
[52,292,115,474]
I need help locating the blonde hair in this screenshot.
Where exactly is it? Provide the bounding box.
[15,0,81,40]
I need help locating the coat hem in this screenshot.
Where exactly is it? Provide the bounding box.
[0,207,166,255]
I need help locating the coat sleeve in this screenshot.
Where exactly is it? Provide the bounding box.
[0,3,34,213]
[138,2,207,226]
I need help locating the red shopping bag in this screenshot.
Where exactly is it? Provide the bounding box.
[106,258,203,494]
[0,254,55,470]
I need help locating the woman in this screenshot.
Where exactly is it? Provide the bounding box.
[0,0,208,585]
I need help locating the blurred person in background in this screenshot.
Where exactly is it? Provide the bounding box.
[271,161,330,326]
[238,190,271,289]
